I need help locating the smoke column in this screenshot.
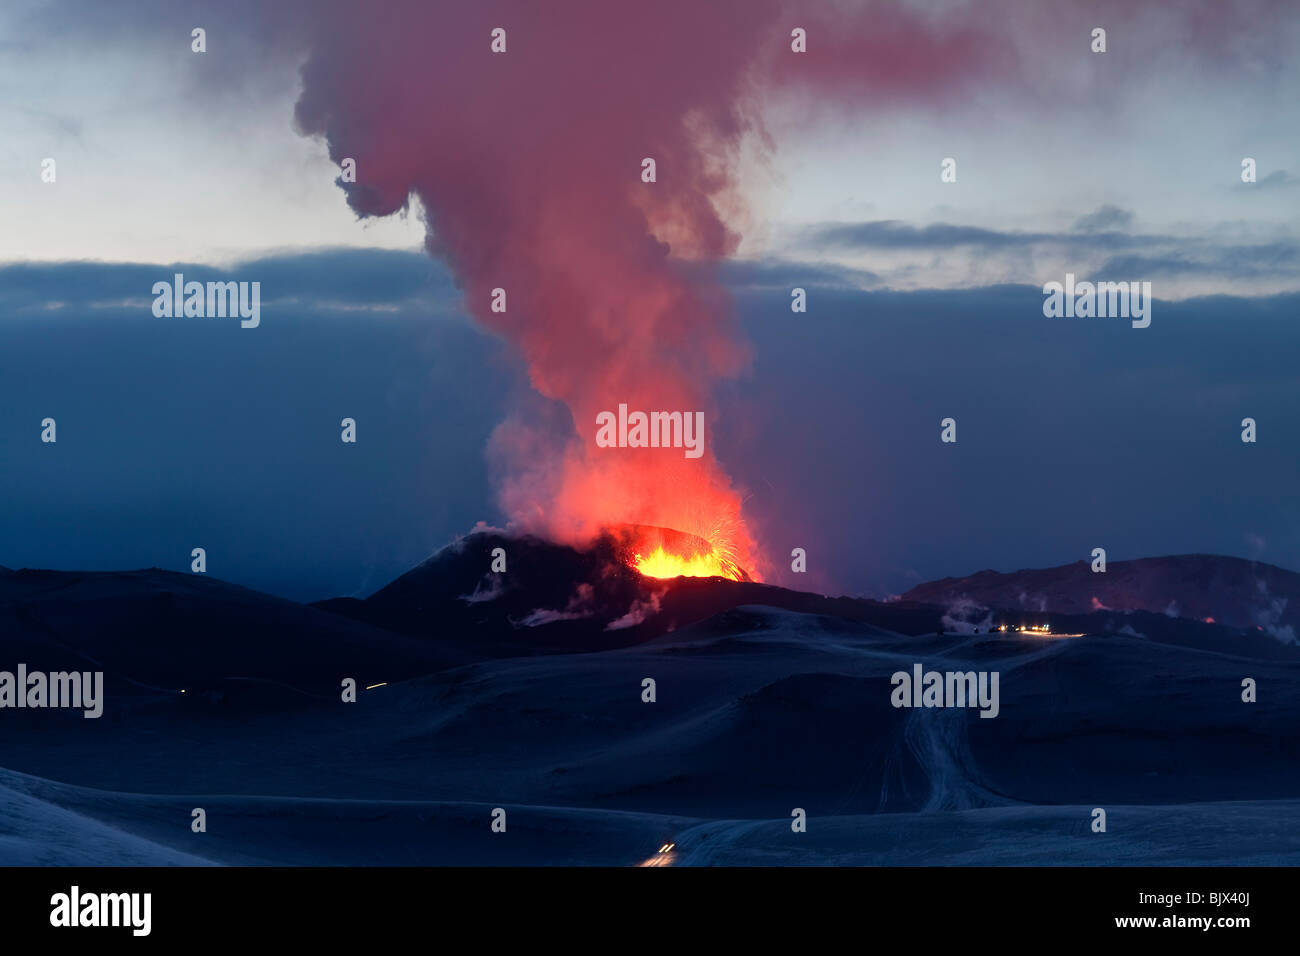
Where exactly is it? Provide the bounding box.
[291,0,1010,575]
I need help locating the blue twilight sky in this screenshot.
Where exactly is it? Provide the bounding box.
[1,1,1299,600]
[3,250,1297,600]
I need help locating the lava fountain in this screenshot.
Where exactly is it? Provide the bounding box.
[606,524,753,582]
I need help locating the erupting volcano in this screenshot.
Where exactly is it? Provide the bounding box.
[290,0,1007,583]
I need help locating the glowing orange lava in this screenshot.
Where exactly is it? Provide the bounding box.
[612,524,752,582]
[633,546,741,581]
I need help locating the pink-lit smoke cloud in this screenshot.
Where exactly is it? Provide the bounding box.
[290,0,1012,574]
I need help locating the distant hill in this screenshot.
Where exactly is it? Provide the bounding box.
[309,533,1298,661]
[5,546,1295,694]
[0,567,465,694]
[901,554,1299,643]
[312,528,952,649]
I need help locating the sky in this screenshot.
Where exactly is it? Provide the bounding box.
[3,1,1298,291]
[2,0,1299,600]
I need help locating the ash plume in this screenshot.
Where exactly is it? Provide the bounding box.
[288,0,1011,575]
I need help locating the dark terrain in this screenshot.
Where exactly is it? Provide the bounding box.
[1,537,1296,865]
